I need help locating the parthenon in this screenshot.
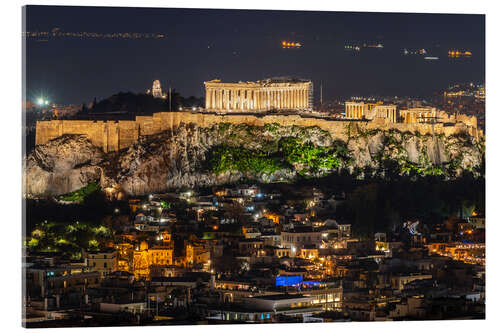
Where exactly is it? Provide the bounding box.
[204,78,313,112]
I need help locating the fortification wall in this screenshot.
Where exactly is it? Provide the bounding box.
[35,111,481,152]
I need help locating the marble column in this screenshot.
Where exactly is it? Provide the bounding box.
[206,88,209,109]
[206,88,211,109]
[233,89,236,110]
[221,89,224,110]
[210,88,214,109]
[220,89,223,110]
[218,89,222,110]
[220,89,224,110]
[236,89,240,110]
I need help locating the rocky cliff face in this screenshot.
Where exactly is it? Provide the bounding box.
[24,123,485,197]
[24,135,104,196]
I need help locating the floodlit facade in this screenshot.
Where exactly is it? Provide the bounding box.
[400,107,438,123]
[204,78,313,112]
[345,101,398,122]
[84,249,118,275]
[147,79,167,99]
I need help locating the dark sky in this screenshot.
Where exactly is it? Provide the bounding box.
[24,6,485,105]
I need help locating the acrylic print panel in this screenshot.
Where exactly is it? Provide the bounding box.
[22,4,485,328]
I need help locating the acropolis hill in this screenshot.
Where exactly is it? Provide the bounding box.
[27,80,487,197]
[36,110,481,153]
[35,78,482,153]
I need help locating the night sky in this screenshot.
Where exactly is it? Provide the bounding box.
[24,6,485,105]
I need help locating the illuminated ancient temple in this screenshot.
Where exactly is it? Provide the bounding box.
[204,78,313,112]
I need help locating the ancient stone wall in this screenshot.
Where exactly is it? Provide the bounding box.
[35,111,482,152]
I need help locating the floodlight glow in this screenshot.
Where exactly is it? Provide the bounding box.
[37,98,44,105]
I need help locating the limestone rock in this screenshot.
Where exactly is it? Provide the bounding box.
[24,135,104,196]
[24,124,484,198]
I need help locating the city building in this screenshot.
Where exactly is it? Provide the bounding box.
[132,241,174,279]
[281,227,323,254]
[84,248,118,275]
